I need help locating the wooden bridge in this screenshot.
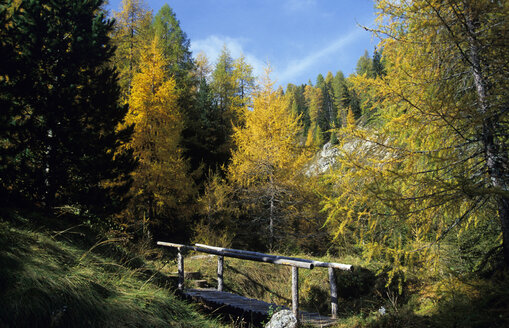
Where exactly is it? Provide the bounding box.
[158,241,353,326]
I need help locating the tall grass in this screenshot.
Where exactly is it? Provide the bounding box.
[0,214,224,328]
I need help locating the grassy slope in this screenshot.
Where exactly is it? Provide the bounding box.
[0,210,224,328]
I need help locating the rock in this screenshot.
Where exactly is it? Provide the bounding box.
[306,141,340,175]
[265,310,297,328]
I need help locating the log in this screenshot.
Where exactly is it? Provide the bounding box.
[195,243,275,258]
[195,243,352,271]
[177,250,184,291]
[312,261,353,271]
[292,266,299,320]
[158,242,314,269]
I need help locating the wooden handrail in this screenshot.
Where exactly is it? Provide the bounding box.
[195,243,353,271]
[157,241,313,269]
[157,241,352,320]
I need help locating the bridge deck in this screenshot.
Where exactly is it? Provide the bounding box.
[184,288,337,327]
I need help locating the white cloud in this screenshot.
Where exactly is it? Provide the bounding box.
[191,28,366,89]
[191,35,266,79]
[276,28,364,85]
[284,0,317,12]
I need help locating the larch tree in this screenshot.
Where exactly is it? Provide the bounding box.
[121,39,194,232]
[324,0,509,278]
[112,0,153,101]
[228,69,309,250]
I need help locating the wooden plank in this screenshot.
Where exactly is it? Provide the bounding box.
[185,289,337,327]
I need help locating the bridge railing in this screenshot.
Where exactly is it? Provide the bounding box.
[157,241,353,319]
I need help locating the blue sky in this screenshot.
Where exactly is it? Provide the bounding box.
[106,0,378,87]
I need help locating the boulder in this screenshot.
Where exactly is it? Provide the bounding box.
[265,309,297,328]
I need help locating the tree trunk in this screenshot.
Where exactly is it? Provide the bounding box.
[44,128,57,209]
[269,192,274,251]
[269,176,275,251]
[466,12,509,265]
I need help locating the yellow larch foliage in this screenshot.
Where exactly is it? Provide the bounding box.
[228,68,311,249]
[324,0,509,282]
[122,39,194,223]
[229,69,305,187]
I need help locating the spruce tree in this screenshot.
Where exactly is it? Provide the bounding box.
[0,0,134,214]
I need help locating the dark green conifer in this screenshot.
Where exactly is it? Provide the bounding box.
[0,0,134,214]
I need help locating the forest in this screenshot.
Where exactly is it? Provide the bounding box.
[1,0,508,327]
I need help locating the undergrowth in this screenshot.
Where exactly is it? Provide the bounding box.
[0,208,224,328]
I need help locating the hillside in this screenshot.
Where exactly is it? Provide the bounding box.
[0,208,223,328]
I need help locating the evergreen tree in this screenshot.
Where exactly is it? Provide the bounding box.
[0,0,134,214]
[212,46,236,114]
[152,3,193,85]
[207,46,253,169]
[331,70,349,127]
[286,84,310,133]
[355,49,374,77]
[303,84,324,147]
[372,47,385,78]
[233,54,255,109]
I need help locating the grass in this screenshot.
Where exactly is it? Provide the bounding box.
[0,209,225,328]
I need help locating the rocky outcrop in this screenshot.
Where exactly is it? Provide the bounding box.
[306,141,340,175]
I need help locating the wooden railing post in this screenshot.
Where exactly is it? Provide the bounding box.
[177,248,184,291]
[328,267,338,319]
[217,255,224,291]
[292,266,299,321]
